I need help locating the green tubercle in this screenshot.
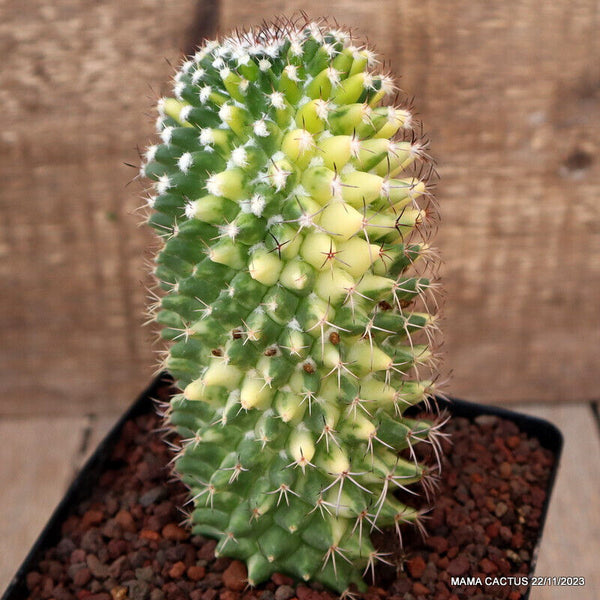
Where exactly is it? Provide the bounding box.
[143,15,444,595]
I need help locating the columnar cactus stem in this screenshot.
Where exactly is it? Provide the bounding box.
[142,15,444,594]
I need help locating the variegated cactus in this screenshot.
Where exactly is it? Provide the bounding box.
[142,15,444,594]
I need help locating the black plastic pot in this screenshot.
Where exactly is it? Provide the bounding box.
[2,374,563,600]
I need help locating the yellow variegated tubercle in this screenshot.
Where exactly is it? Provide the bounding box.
[143,15,444,594]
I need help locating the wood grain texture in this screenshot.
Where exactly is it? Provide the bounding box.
[1,0,599,414]
[219,1,600,405]
[0,0,208,415]
[512,403,600,599]
[0,416,88,591]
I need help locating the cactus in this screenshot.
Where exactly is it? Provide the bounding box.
[142,15,444,594]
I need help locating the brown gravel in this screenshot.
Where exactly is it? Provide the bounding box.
[222,562,248,592]
[20,385,555,600]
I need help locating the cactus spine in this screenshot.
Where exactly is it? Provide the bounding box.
[143,16,443,594]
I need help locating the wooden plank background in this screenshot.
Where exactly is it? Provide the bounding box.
[1,0,599,415]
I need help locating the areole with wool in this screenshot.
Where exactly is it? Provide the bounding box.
[143,16,445,594]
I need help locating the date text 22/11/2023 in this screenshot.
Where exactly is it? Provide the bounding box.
[450,576,586,587]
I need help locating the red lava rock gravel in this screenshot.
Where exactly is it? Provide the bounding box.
[20,386,555,600]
